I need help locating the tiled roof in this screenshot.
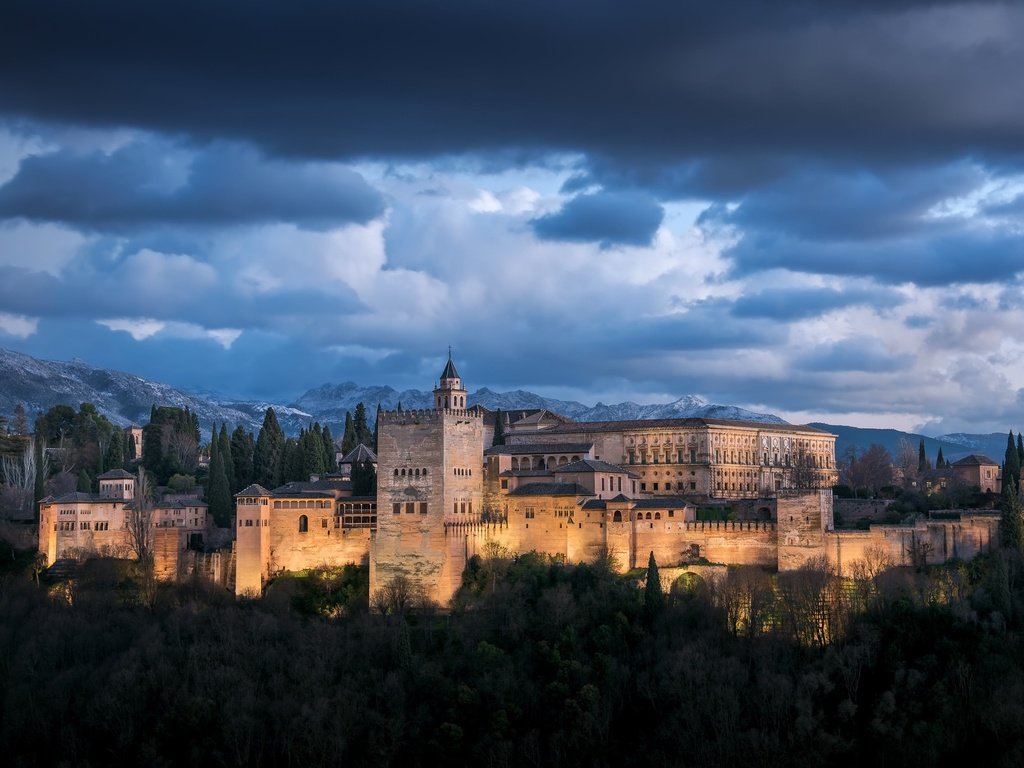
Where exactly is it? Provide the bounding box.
[43,491,99,503]
[537,417,833,435]
[951,454,999,467]
[339,443,377,464]
[270,479,350,497]
[155,499,209,509]
[235,484,271,497]
[554,458,632,475]
[97,469,134,480]
[499,469,553,477]
[485,442,593,455]
[440,356,461,381]
[508,482,594,497]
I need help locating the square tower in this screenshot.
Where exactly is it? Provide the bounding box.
[371,356,484,605]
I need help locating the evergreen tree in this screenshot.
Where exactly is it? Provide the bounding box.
[206,448,232,527]
[353,403,372,447]
[373,404,381,452]
[230,426,255,490]
[105,427,124,470]
[76,468,92,494]
[918,438,928,472]
[12,403,28,436]
[643,551,664,619]
[352,458,377,496]
[1001,476,1023,552]
[33,432,45,510]
[321,425,337,472]
[341,412,356,455]
[492,409,506,446]
[126,432,136,468]
[218,423,235,492]
[302,427,325,477]
[1018,432,1023,467]
[282,437,305,483]
[1005,430,1021,493]
[935,446,945,469]
[253,408,285,489]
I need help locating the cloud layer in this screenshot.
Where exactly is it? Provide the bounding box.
[0,2,1023,434]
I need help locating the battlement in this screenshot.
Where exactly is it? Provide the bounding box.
[378,407,483,425]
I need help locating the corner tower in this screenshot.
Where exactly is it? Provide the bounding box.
[372,353,483,605]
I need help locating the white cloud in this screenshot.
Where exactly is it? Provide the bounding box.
[0,312,38,338]
[97,317,166,340]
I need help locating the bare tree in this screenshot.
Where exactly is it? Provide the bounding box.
[126,467,155,563]
[166,429,199,474]
[895,438,918,485]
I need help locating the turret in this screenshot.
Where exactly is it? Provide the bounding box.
[434,349,467,410]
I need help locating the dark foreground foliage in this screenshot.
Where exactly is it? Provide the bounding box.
[2,552,1024,767]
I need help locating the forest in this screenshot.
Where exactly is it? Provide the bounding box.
[2,545,1024,768]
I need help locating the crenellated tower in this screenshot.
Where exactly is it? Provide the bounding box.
[372,352,484,605]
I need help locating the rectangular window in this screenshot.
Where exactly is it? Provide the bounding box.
[653,483,659,491]
[640,482,647,491]
[419,502,428,514]
[321,518,327,528]
[618,477,622,492]
[393,503,401,515]
[501,479,508,489]
[406,502,415,514]
[690,482,696,490]
[461,502,466,514]
[668,510,674,518]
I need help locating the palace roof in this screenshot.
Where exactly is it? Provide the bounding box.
[339,443,377,465]
[485,441,593,456]
[97,469,134,480]
[554,458,633,475]
[536,417,833,435]
[235,484,272,497]
[508,482,594,497]
[951,454,999,467]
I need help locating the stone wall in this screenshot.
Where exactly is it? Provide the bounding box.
[834,498,890,526]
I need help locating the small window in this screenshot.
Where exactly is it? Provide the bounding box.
[501,479,508,489]
[406,502,415,514]
[419,502,428,514]
[393,503,401,515]
[321,518,327,528]
[298,515,308,533]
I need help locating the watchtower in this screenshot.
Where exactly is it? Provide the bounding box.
[372,353,484,605]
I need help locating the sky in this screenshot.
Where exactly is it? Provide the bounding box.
[1,1,1024,435]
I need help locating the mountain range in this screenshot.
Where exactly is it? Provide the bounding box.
[0,347,1013,463]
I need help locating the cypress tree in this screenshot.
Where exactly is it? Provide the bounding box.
[353,403,372,447]
[918,438,928,472]
[492,409,506,446]
[341,412,356,455]
[1018,432,1023,466]
[76,468,92,494]
[302,427,325,477]
[126,432,136,468]
[321,425,337,472]
[218,423,235,492]
[1005,430,1021,493]
[1001,476,1023,552]
[935,446,945,469]
[105,427,124,471]
[207,448,232,527]
[352,458,377,496]
[253,408,285,489]
[644,551,664,619]
[230,426,254,490]
[33,435,45,511]
[373,404,382,452]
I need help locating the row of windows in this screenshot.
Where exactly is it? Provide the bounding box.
[453,501,473,514]
[394,468,428,477]
[454,468,472,476]
[510,456,582,471]
[639,481,698,491]
[272,500,331,509]
[56,520,110,531]
[609,510,676,522]
[391,503,429,515]
[600,477,623,492]
[239,518,269,527]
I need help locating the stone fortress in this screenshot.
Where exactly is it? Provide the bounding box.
[38,356,999,600]
[230,356,999,602]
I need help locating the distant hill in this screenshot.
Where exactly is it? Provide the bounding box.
[1,348,1011,460]
[808,423,1008,465]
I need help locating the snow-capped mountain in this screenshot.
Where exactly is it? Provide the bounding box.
[1,347,784,438]
[0,348,303,435]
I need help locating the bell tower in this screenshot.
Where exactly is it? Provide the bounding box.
[434,348,467,410]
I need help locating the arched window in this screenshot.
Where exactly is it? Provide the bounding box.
[394,469,399,476]
[654,512,661,520]
[645,512,652,520]
[298,515,308,533]
[613,510,622,522]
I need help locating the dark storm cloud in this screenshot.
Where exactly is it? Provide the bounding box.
[2,1,1022,171]
[723,230,1024,287]
[530,190,663,247]
[795,338,914,374]
[0,140,384,231]
[731,286,904,321]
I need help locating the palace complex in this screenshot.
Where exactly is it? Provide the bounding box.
[39,356,1000,603]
